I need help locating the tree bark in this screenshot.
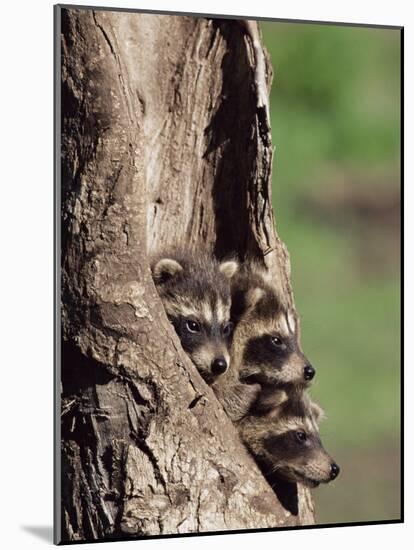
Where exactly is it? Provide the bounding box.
[58,6,314,543]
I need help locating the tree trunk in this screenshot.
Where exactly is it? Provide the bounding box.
[57,6,315,543]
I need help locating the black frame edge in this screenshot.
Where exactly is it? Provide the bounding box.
[54,3,62,546]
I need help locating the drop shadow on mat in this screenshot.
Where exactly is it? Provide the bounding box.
[21,526,53,543]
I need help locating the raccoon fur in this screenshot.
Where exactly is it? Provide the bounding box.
[212,376,262,422]
[228,262,316,414]
[151,250,238,384]
[239,389,340,488]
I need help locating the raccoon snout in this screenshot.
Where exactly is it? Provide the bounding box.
[303,364,315,381]
[330,462,340,480]
[211,357,228,375]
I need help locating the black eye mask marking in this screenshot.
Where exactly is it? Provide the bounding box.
[243,334,293,370]
[270,335,283,347]
[169,317,205,353]
[171,316,232,357]
[186,319,201,333]
[222,321,234,338]
[263,430,319,462]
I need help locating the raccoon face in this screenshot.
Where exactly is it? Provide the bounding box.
[262,418,339,488]
[170,315,234,383]
[241,397,339,488]
[239,307,315,387]
[152,253,238,384]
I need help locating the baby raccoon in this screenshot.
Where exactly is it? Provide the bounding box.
[239,390,340,488]
[230,263,315,413]
[151,251,238,384]
[213,263,315,420]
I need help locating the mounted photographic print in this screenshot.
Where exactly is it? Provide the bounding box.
[54,4,402,544]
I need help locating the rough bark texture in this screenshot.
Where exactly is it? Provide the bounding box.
[58,7,314,543]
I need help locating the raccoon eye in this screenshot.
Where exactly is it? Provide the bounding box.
[295,431,307,443]
[222,322,234,337]
[186,320,201,333]
[270,336,283,347]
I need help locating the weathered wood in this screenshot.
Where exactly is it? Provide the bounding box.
[59,7,314,543]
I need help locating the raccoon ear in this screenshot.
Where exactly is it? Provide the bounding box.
[152,258,183,284]
[310,401,326,424]
[219,260,239,279]
[286,309,297,333]
[245,287,265,310]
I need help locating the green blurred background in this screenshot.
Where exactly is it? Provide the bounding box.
[261,22,401,524]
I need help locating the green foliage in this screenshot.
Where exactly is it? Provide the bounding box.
[261,21,401,523]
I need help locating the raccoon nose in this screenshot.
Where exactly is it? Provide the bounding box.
[330,463,340,480]
[303,364,315,381]
[211,357,228,375]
